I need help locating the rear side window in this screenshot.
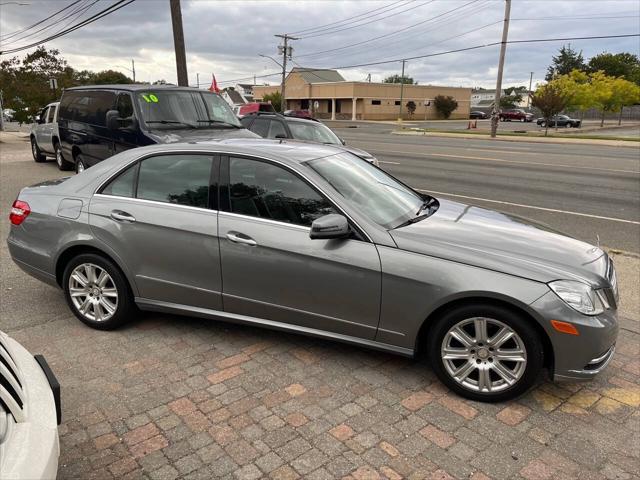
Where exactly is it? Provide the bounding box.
[101,155,214,208]
[101,164,137,198]
[137,155,213,208]
[58,90,115,126]
[250,118,269,137]
[46,106,56,123]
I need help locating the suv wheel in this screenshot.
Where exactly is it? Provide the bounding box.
[428,304,543,402]
[76,156,86,174]
[31,137,46,162]
[63,253,135,330]
[55,142,73,171]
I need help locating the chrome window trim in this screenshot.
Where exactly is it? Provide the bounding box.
[93,193,218,215]
[94,148,372,243]
[218,210,311,232]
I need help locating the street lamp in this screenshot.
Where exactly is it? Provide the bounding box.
[259,54,282,69]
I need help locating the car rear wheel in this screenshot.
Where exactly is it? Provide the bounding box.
[428,304,543,402]
[55,143,73,171]
[63,253,135,330]
[31,137,46,162]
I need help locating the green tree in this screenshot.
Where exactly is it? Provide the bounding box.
[552,70,594,125]
[545,44,586,81]
[433,95,458,119]
[588,52,640,85]
[89,69,133,84]
[262,91,282,112]
[590,72,640,126]
[383,74,416,84]
[406,100,416,117]
[531,83,569,136]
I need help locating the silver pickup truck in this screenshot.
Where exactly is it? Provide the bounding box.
[30,102,73,171]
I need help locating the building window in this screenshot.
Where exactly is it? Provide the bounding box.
[371,100,381,105]
[394,101,401,106]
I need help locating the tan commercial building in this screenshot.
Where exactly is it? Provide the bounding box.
[253,68,471,121]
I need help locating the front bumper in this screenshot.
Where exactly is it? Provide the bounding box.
[529,291,619,382]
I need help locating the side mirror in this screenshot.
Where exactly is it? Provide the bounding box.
[106,110,119,130]
[35,115,42,124]
[310,214,350,240]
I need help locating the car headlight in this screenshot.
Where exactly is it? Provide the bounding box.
[548,280,607,315]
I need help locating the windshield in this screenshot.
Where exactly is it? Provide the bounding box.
[136,90,241,129]
[306,152,425,229]
[288,121,342,145]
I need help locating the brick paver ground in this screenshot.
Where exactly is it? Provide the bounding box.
[6,311,639,480]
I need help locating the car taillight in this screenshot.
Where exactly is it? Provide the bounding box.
[9,200,30,225]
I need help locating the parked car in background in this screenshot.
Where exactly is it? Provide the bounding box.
[240,112,379,165]
[0,330,60,479]
[8,139,618,402]
[499,109,534,122]
[536,115,581,128]
[30,102,74,171]
[284,109,313,119]
[469,111,489,119]
[57,84,257,173]
[237,102,276,117]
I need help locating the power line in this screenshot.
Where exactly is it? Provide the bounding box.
[300,0,493,65]
[300,1,436,39]
[1,0,98,47]
[324,33,640,70]
[287,0,410,36]
[0,0,83,40]
[0,0,136,55]
[296,0,481,59]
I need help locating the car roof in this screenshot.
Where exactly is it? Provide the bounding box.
[64,84,213,93]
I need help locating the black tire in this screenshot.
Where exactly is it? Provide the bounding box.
[75,155,87,174]
[31,137,46,162]
[427,304,543,402]
[55,142,73,171]
[62,253,136,330]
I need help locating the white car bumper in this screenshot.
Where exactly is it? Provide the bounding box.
[0,333,60,480]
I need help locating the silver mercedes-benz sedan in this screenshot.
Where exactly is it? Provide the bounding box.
[7,139,618,402]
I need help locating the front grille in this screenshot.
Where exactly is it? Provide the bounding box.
[0,336,25,422]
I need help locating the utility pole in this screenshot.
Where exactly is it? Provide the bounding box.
[131,59,136,83]
[398,59,406,123]
[0,90,4,132]
[526,71,533,109]
[196,73,200,88]
[490,0,511,138]
[170,0,188,87]
[275,34,297,113]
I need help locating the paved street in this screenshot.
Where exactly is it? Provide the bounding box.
[1,132,639,480]
[338,127,640,253]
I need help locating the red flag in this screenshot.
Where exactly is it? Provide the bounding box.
[209,74,220,93]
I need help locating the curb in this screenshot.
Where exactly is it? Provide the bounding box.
[391,130,640,148]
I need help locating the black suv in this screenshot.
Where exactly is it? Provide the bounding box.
[240,113,379,165]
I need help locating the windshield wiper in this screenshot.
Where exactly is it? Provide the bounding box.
[196,119,241,128]
[146,120,197,128]
[416,196,439,216]
[394,196,440,229]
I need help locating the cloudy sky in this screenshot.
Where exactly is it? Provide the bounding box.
[1,0,638,89]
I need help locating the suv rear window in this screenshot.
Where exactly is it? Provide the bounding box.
[59,90,116,126]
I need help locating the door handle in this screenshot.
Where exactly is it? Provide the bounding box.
[226,232,257,247]
[110,210,136,223]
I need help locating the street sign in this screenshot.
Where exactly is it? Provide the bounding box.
[49,78,58,90]
[313,100,319,110]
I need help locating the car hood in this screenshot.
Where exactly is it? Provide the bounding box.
[389,198,609,286]
[147,127,259,143]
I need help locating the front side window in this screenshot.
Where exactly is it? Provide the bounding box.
[249,117,269,137]
[307,152,424,229]
[288,121,341,145]
[137,155,213,208]
[228,157,336,227]
[136,90,241,129]
[116,93,134,118]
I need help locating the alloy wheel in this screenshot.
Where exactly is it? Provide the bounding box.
[68,263,118,322]
[440,317,527,394]
[56,148,63,167]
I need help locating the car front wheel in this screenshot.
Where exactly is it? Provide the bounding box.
[428,304,543,402]
[63,253,135,330]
